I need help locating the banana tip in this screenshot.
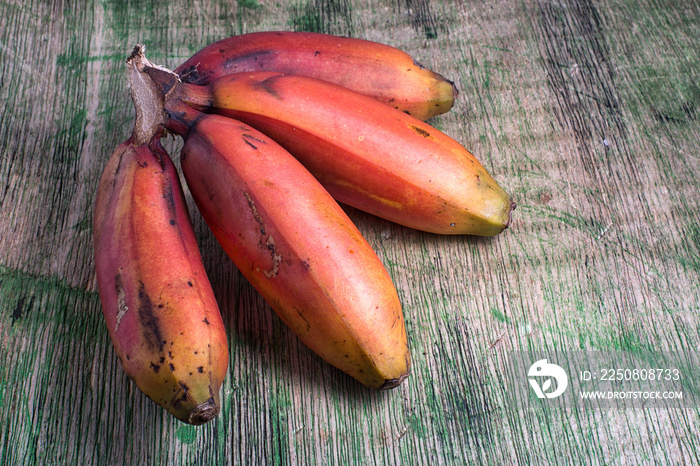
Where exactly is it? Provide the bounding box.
[505,201,517,229]
[378,372,410,390]
[449,78,459,99]
[185,399,220,425]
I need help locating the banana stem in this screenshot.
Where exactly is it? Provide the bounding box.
[126,45,168,146]
[175,82,213,111]
[136,56,211,113]
[125,45,212,142]
[163,97,205,138]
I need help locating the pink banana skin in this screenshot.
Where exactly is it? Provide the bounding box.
[174,31,457,121]
[167,71,515,236]
[93,135,229,425]
[164,100,411,389]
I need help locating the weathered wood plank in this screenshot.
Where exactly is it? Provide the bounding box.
[1,0,699,464]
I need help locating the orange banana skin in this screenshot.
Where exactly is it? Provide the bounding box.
[174,72,515,236]
[165,103,410,389]
[174,31,456,121]
[93,136,229,424]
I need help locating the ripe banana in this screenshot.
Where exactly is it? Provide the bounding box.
[93,49,229,424]
[174,31,456,121]
[163,98,410,389]
[153,70,515,236]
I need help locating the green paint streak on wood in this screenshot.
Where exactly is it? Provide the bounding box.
[491,308,511,324]
[269,386,291,465]
[56,52,126,67]
[289,0,355,36]
[0,264,107,464]
[0,266,100,329]
[175,425,197,444]
[406,406,427,440]
[524,202,700,288]
[237,0,262,9]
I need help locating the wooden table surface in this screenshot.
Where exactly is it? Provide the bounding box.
[1,0,699,464]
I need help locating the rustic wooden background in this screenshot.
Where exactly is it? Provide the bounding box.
[1,0,699,464]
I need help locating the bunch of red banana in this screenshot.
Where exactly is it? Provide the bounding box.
[94,32,515,425]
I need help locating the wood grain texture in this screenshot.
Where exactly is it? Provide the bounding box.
[1,0,699,464]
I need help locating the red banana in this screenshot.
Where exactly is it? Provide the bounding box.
[164,98,411,389]
[155,70,515,236]
[174,31,456,121]
[93,48,229,424]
